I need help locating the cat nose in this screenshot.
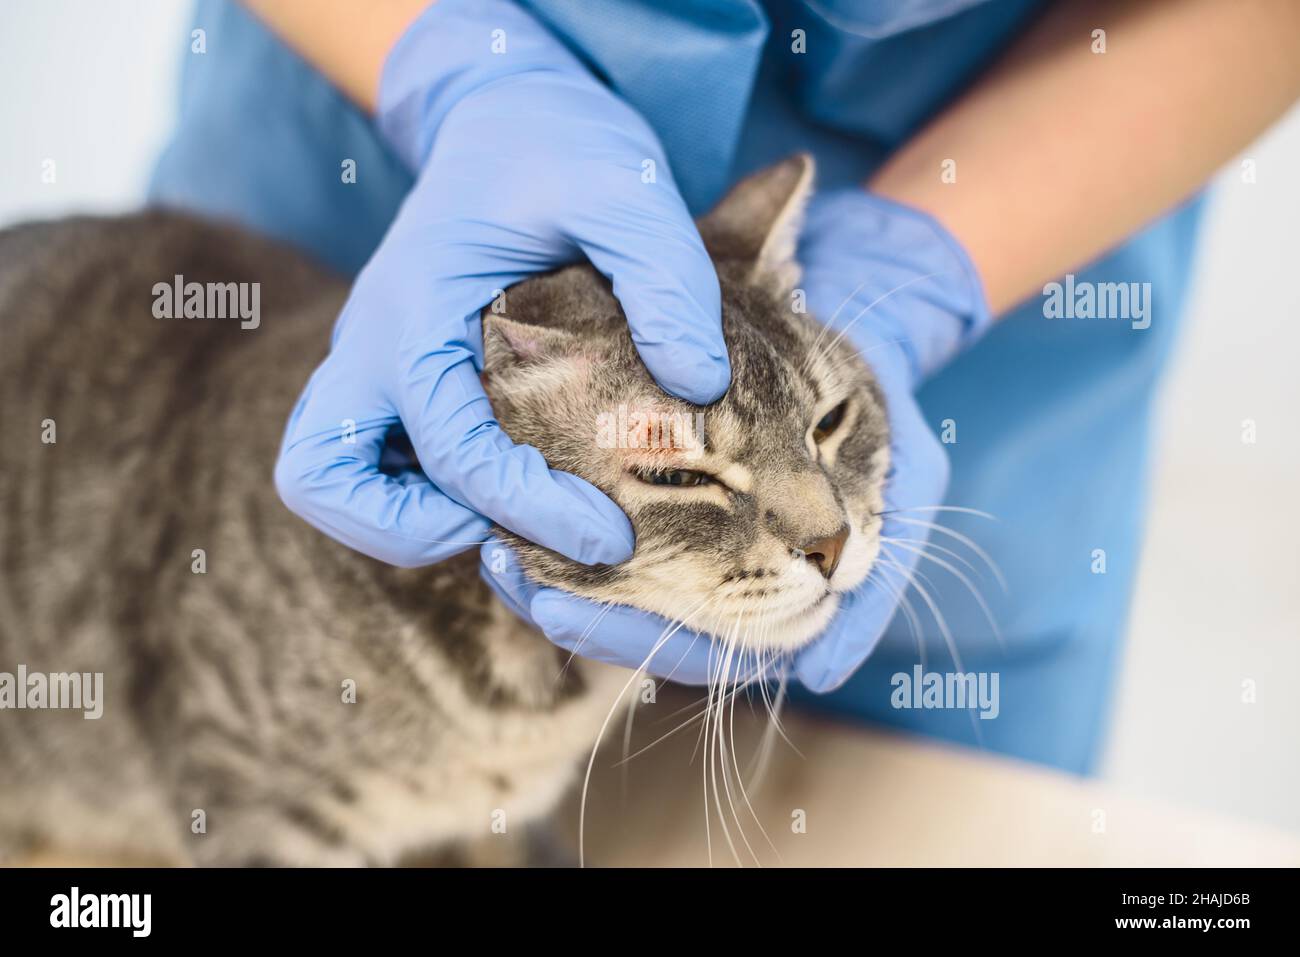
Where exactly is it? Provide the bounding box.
[799,525,849,579]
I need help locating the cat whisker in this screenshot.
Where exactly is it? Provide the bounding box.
[807,270,948,374]
[555,599,616,684]
[619,684,639,805]
[889,516,1008,593]
[578,594,716,868]
[875,548,966,674]
[744,613,801,762]
[800,228,938,375]
[616,676,755,768]
[690,599,762,764]
[882,537,1004,653]
[687,598,757,870]
[618,700,721,765]
[764,673,802,758]
[653,629,709,686]
[877,548,992,747]
[863,560,928,670]
[885,535,983,582]
[748,661,794,787]
[887,504,999,521]
[713,624,758,867]
[374,534,500,547]
[728,625,782,866]
[801,277,871,376]
[649,690,715,728]
[637,653,788,771]
[701,620,734,868]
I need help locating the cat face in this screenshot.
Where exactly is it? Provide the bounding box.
[482,156,889,654]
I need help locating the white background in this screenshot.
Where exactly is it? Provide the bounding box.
[2,0,1296,832]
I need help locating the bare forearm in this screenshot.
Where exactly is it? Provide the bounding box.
[240,0,429,110]
[870,0,1300,314]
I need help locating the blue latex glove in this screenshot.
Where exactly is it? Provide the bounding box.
[791,189,991,691]
[274,0,730,568]
[483,187,990,689]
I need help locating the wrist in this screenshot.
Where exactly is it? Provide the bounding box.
[376,0,587,170]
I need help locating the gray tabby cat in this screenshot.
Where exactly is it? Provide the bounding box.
[0,155,888,866]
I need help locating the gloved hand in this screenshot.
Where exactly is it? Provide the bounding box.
[483,187,990,689]
[790,188,991,691]
[274,0,730,568]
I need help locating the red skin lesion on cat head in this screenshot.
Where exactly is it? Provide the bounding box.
[595,400,706,461]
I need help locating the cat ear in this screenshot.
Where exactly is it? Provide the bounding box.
[482,313,581,373]
[697,153,814,284]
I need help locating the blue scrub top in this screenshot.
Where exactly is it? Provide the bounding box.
[152,0,1206,775]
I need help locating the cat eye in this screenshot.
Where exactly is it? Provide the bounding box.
[635,468,713,488]
[813,401,848,443]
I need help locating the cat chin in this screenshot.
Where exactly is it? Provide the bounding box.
[690,591,842,654]
[764,598,837,650]
[753,594,842,651]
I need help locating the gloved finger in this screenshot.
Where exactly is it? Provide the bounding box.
[482,526,787,686]
[792,587,889,693]
[274,358,491,568]
[478,551,534,624]
[477,539,539,620]
[477,538,722,681]
[399,353,635,566]
[574,194,730,405]
[529,589,728,685]
[794,390,949,692]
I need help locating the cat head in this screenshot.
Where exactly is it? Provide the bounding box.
[482,155,889,653]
